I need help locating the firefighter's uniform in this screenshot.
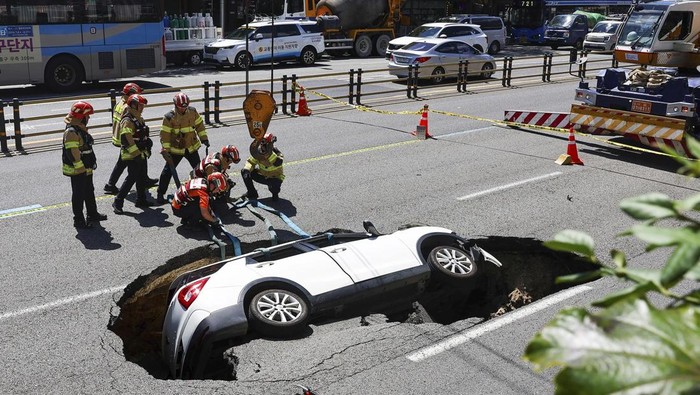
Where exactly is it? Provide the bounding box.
[157,106,209,203]
[241,147,284,201]
[113,106,154,212]
[171,178,218,225]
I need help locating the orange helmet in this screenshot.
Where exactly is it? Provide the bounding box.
[127,94,148,109]
[207,172,228,194]
[263,133,277,144]
[122,82,142,95]
[220,145,240,164]
[173,92,190,109]
[69,101,94,119]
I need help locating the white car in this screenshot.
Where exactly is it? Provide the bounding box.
[203,20,325,69]
[583,20,623,52]
[161,222,503,378]
[386,22,488,59]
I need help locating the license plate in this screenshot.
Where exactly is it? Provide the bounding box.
[631,100,652,113]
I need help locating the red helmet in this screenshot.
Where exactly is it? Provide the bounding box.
[207,172,228,194]
[69,101,94,119]
[127,94,148,109]
[220,145,240,164]
[174,92,190,109]
[122,82,142,95]
[263,133,277,144]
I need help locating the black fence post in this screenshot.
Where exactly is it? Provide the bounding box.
[356,68,363,106]
[12,98,22,151]
[406,65,412,98]
[547,53,553,82]
[502,57,509,87]
[0,100,7,153]
[612,57,619,68]
[214,80,221,124]
[203,81,211,124]
[349,69,355,105]
[412,65,419,98]
[291,74,298,114]
[462,60,469,92]
[108,89,117,123]
[282,75,289,115]
[457,61,464,92]
[542,54,548,82]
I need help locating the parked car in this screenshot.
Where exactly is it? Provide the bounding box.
[436,14,507,54]
[161,222,503,378]
[388,38,497,84]
[544,14,589,49]
[386,22,488,59]
[203,20,325,69]
[583,20,623,51]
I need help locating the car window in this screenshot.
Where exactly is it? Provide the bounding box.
[455,41,477,54]
[436,42,459,53]
[473,17,502,30]
[300,23,322,34]
[275,25,300,37]
[408,25,441,37]
[249,244,309,263]
[447,26,473,37]
[254,25,273,39]
[403,41,437,51]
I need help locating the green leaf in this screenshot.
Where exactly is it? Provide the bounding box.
[555,270,602,285]
[592,282,655,307]
[676,193,700,212]
[524,299,700,395]
[544,230,595,259]
[620,193,677,220]
[686,263,700,281]
[610,249,627,269]
[627,225,700,247]
[660,244,700,286]
[685,135,700,160]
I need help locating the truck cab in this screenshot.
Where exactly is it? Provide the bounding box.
[544,14,588,49]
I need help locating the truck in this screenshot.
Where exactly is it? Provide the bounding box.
[164,14,222,66]
[279,0,407,58]
[568,0,700,157]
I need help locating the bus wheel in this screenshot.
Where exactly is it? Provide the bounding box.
[45,56,84,92]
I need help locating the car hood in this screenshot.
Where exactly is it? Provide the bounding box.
[389,36,424,47]
[207,38,247,48]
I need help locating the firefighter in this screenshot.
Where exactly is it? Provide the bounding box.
[171,172,228,227]
[103,83,158,195]
[62,101,107,229]
[241,133,284,201]
[156,92,210,204]
[192,145,240,210]
[112,94,155,214]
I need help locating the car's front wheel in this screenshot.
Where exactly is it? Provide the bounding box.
[431,67,445,84]
[428,245,478,282]
[481,62,494,79]
[234,51,251,70]
[249,288,309,337]
[299,46,317,66]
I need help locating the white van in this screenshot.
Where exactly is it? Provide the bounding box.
[437,14,507,54]
[583,20,623,51]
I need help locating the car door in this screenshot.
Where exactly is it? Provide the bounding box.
[250,25,273,63]
[433,41,460,75]
[272,24,302,61]
[320,235,420,283]
[454,41,485,75]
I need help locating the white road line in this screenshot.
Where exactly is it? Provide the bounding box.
[406,284,593,362]
[457,172,562,201]
[0,204,45,218]
[0,285,126,321]
[442,126,495,138]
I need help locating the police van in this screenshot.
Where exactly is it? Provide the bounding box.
[203,20,325,69]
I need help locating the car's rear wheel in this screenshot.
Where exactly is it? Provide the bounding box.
[481,62,494,79]
[249,288,309,337]
[299,46,317,66]
[353,35,373,58]
[428,245,478,282]
[488,40,500,55]
[188,51,203,66]
[234,51,251,70]
[431,67,445,84]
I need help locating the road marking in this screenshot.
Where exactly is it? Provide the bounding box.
[406,284,593,362]
[457,172,562,201]
[0,204,46,218]
[442,126,495,138]
[0,285,126,321]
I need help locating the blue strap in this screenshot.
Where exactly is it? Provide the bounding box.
[245,202,278,245]
[251,200,310,238]
[207,225,227,260]
[219,225,242,256]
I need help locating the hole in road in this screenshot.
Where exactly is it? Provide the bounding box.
[108,231,597,380]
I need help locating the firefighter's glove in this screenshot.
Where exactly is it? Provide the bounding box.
[203,140,210,148]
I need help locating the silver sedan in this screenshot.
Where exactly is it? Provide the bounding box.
[388,38,496,84]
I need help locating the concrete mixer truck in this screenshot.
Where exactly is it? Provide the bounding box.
[299,0,408,58]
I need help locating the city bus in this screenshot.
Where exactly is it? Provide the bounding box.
[506,0,633,44]
[0,1,165,91]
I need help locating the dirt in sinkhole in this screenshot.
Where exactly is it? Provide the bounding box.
[108,231,598,380]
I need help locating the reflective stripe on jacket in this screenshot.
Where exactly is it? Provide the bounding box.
[160,107,208,156]
[244,148,285,180]
[111,98,127,147]
[119,109,148,161]
[62,123,91,176]
[172,178,210,210]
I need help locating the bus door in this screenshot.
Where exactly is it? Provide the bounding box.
[0,25,33,86]
[82,23,112,79]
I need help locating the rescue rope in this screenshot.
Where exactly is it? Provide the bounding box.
[234,198,310,245]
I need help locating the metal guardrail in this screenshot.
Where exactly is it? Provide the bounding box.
[0,49,630,154]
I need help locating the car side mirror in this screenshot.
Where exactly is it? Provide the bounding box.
[439,34,447,38]
[253,33,263,41]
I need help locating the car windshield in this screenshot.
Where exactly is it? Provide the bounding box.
[436,16,462,23]
[592,22,620,33]
[407,26,442,37]
[403,42,437,51]
[225,26,255,40]
[549,15,576,28]
[617,7,665,48]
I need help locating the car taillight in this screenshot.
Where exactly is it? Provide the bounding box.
[415,57,431,63]
[177,277,209,309]
[390,54,394,61]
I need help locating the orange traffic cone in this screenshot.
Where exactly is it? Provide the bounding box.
[296,87,312,116]
[412,104,432,139]
[560,127,584,165]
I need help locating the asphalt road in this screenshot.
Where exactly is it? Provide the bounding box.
[0,50,692,394]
